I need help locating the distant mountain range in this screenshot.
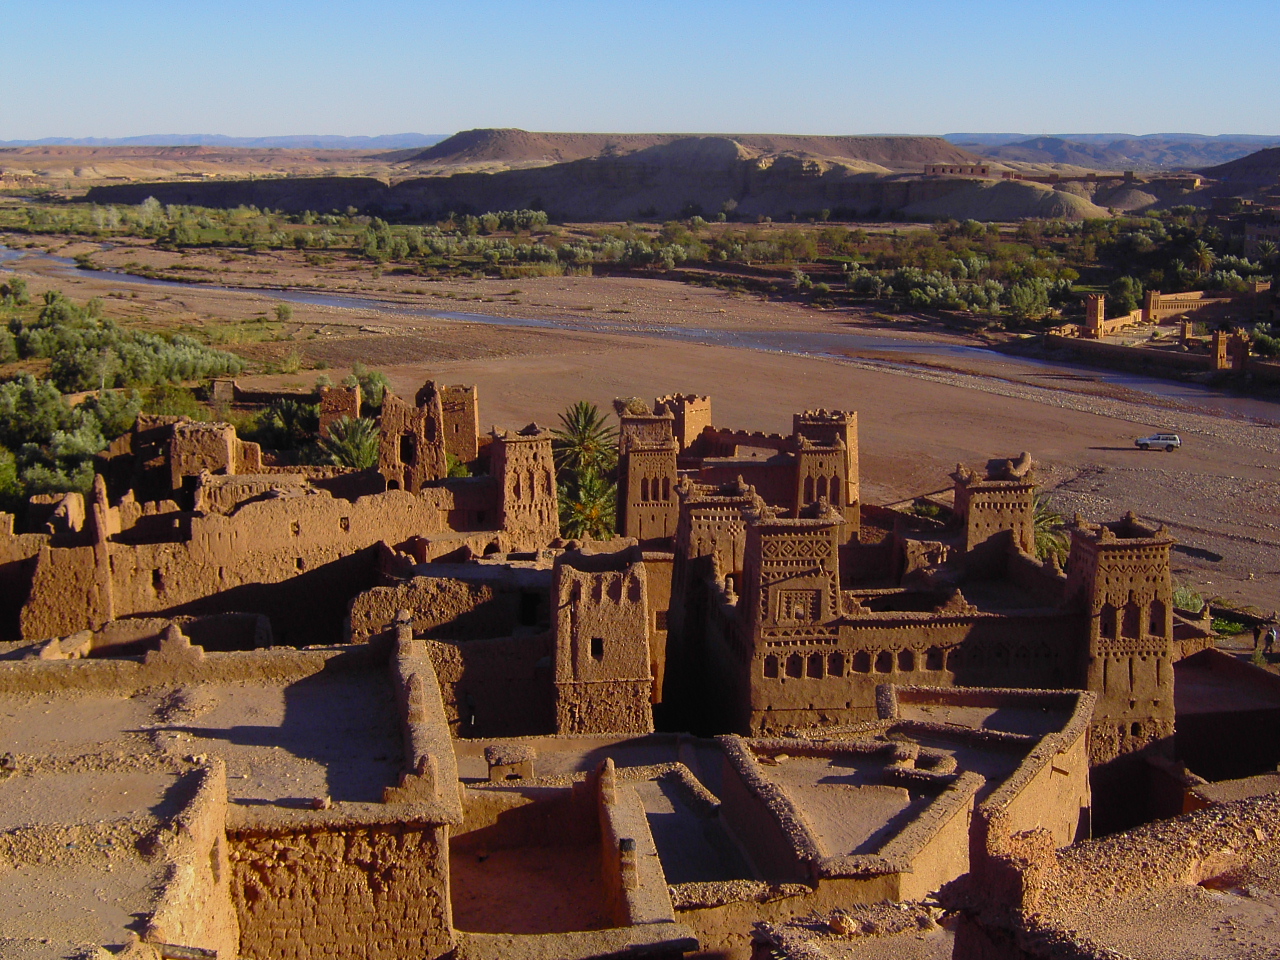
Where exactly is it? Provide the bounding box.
[0,134,449,150]
[943,133,1280,170]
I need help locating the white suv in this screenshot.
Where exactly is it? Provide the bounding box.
[1136,433,1181,451]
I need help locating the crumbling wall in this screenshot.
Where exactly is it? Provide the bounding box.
[426,632,555,738]
[317,384,360,437]
[553,550,653,735]
[229,821,453,960]
[379,385,448,493]
[145,760,241,959]
[440,384,479,463]
[346,570,549,642]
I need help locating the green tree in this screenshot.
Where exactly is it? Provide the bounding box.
[343,362,390,411]
[558,469,617,540]
[1,275,29,305]
[1006,280,1050,320]
[1187,240,1216,276]
[1033,494,1069,564]
[1107,275,1144,315]
[550,401,618,480]
[320,416,379,469]
[275,302,294,323]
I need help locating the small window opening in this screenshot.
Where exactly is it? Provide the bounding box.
[898,650,915,672]
[828,651,845,677]
[786,653,803,679]
[296,557,305,571]
[763,655,779,679]
[875,650,893,673]
[590,637,604,661]
[340,517,350,533]
[152,569,164,592]
[518,591,540,627]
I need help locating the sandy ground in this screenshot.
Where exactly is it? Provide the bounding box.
[5,246,1280,614]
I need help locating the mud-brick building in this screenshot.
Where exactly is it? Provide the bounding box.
[617,396,858,546]
[0,382,558,647]
[625,409,1211,826]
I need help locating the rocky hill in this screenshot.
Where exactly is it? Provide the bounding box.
[1200,147,1280,185]
[957,134,1280,171]
[402,128,980,173]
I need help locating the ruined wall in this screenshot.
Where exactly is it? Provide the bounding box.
[229,821,453,960]
[553,552,654,735]
[346,569,549,642]
[144,761,241,960]
[317,384,360,438]
[440,384,480,463]
[379,388,448,493]
[427,632,555,737]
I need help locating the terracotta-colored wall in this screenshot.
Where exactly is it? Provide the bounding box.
[229,823,453,960]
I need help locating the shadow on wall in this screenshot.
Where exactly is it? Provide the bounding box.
[0,555,38,644]
[153,666,402,804]
[148,548,382,646]
[451,785,607,935]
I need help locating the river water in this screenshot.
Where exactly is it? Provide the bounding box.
[4,243,1279,425]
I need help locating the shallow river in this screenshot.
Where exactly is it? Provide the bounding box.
[3,243,1278,425]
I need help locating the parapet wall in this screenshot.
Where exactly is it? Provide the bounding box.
[145,760,241,959]
[596,759,676,927]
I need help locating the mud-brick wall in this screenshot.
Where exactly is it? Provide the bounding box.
[230,823,453,960]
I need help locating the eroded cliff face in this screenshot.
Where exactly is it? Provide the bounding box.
[83,137,986,221]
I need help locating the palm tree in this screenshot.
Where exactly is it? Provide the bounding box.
[1255,240,1278,265]
[320,416,379,469]
[559,470,617,540]
[1187,240,1216,277]
[551,401,618,480]
[1033,493,1069,564]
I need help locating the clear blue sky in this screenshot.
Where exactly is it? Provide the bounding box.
[2,0,1277,139]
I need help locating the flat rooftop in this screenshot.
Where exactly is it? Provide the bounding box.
[0,666,402,806]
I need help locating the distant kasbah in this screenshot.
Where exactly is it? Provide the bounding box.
[1,383,1276,960]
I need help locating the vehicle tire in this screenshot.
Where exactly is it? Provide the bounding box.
[1166,445,1175,452]
[1139,443,1149,450]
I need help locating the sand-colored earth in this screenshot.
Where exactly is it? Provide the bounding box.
[6,248,1280,615]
